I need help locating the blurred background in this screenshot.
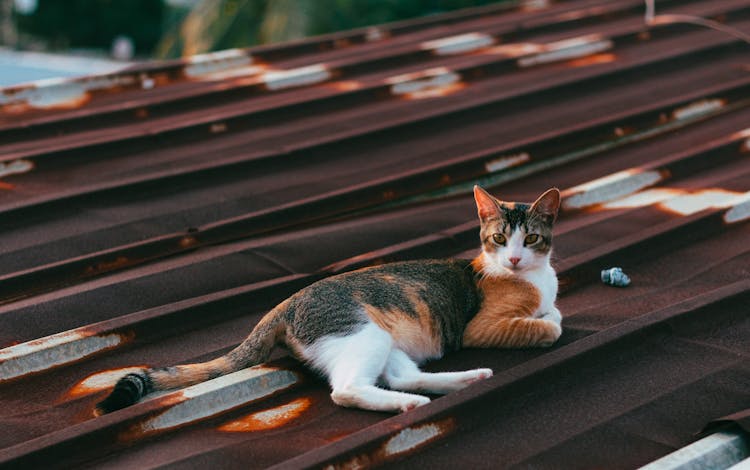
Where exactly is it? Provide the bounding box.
[0,0,503,85]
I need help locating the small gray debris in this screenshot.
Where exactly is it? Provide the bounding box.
[601,267,631,287]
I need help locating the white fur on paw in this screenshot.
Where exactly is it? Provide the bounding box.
[464,368,493,384]
[539,308,562,325]
[400,395,431,412]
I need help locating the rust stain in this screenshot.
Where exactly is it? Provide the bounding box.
[566,53,617,68]
[179,236,199,248]
[0,181,15,190]
[327,80,362,92]
[218,397,312,432]
[84,256,130,275]
[402,82,466,100]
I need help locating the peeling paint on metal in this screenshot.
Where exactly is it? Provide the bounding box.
[383,422,448,456]
[65,366,148,398]
[365,27,387,42]
[562,169,665,210]
[263,64,332,91]
[485,152,530,173]
[0,331,127,381]
[659,189,745,216]
[723,191,750,223]
[325,419,455,469]
[133,366,298,435]
[483,42,545,57]
[421,32,495,55]
[218,397,311,432]
[0,75,136,110]
[387,67,464,99]
[184,49,254,79]
[0,159,34,178]
[518,34,614,68]
[597,188,746,216]
[672,98,726,122]
[600,188,683,210]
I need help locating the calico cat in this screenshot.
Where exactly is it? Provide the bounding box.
[96,186,562,415]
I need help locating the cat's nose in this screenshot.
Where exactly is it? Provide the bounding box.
[509,257,521,266]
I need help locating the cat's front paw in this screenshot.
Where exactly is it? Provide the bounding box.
[462,368,493,385]
[538,321,562,347]
[538,307,562,325]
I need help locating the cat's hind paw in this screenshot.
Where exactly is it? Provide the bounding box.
[400,395,431,412]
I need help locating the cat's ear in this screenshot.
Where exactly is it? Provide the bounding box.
[530,188,561,222]
[474,185,500,220]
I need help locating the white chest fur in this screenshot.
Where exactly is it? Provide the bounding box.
[519,263,559,317]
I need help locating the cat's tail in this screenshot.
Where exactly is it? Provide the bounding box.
[95,300,290,415]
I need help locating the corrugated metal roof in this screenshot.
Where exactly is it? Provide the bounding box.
[1,0,749,468]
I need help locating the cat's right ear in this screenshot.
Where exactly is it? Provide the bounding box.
[474,185,499,220]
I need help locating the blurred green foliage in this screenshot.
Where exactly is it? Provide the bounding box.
[158,0,504,58]
[14,0,506,58]
[15,0,166,55]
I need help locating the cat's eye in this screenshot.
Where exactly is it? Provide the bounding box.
[492,233,506,245]
[524,234,540,245]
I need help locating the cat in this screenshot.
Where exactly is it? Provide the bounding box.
[96,186,562,415]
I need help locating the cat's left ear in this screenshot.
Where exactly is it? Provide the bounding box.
[474,185,500,220]
[530,188,561,223]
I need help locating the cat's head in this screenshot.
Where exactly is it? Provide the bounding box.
[473,186,560,276]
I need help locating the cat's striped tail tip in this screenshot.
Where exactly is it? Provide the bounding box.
[94,372,152,415]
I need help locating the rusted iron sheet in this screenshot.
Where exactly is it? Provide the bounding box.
[1,1,749,468]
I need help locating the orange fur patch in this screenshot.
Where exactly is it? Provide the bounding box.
[463,261,555,348]
[361,287,442,360]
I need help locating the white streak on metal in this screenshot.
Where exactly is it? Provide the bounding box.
[600,188,680,210]
[563,169,663,209]
[521,0,550,11]
[421,32,495,55]
[184,49,253,78]
[263,64,332,91]
[140,366,298,432]
[518,34,613,67]
[728,458,750,470]
[659,189,744,216]
[485,152,530,173]
[484,43,545,57]
[0,75,136,108]
[384,423,443,456]
[387,67,462,99]
[365,27,386,42]
[672,99,726,122]
[723,192,750,224]
[141,77,155,89]
[0,159,33,178]
[0,331,123,381]
[638,431,749,470]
